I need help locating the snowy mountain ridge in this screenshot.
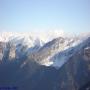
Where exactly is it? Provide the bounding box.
[0,31,90,69]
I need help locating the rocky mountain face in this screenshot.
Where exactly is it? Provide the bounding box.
[19,37,90,90]
[0,32,90,90]
[0,42,5,61]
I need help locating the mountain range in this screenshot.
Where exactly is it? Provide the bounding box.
[0,31,90,90]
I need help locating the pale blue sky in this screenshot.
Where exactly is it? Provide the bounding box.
[0,0,90,33]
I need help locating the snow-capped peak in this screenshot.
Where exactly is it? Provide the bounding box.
[0,30,65,46]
